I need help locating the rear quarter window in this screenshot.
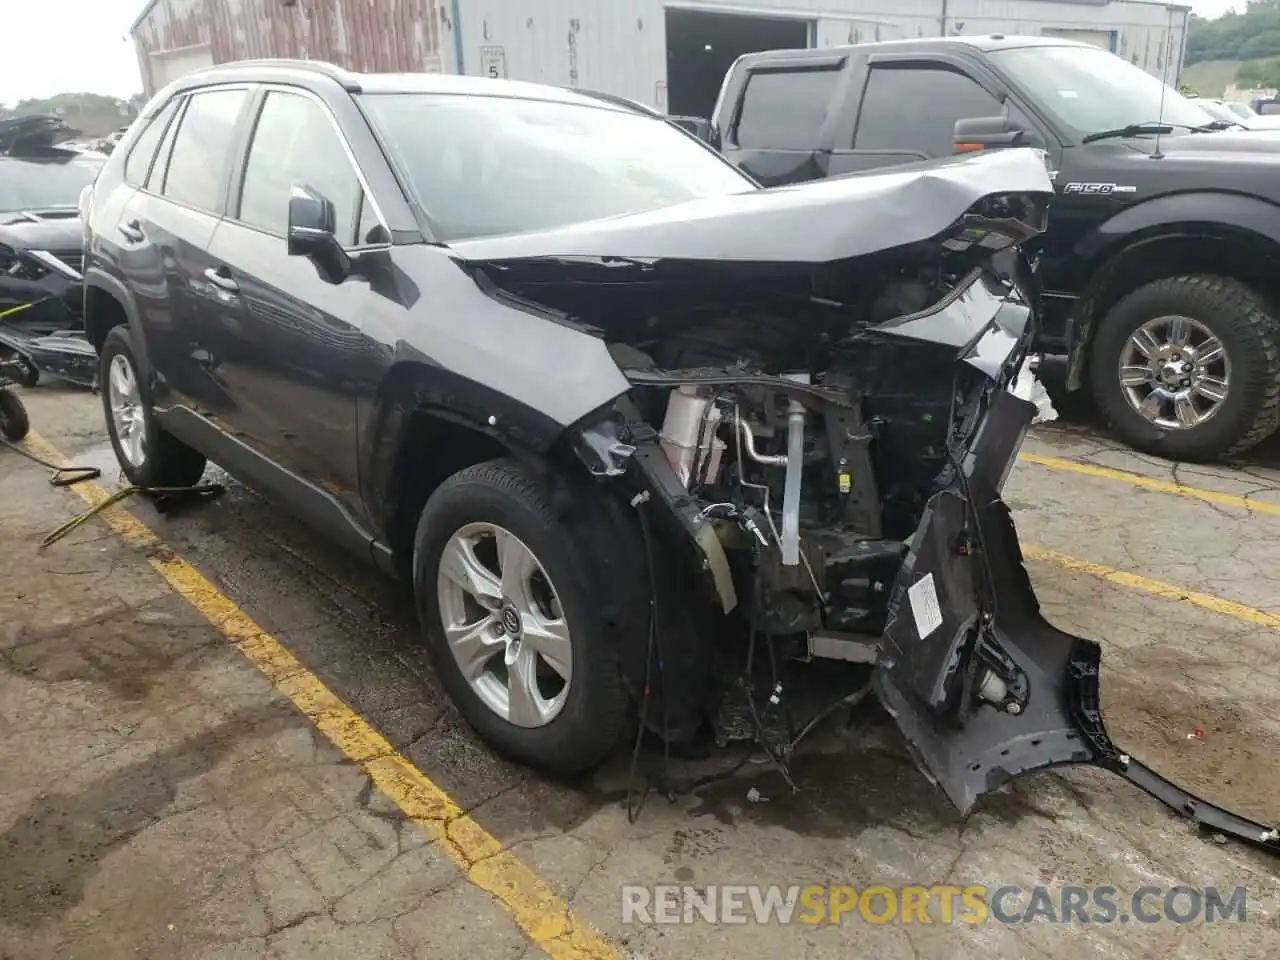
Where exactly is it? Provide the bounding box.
[124,99,180,186]
[735,67,840,150]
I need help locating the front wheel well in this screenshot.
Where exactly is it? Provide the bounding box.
[83,285,129,352]
[1076,232,1280,357]
[385,412,511,576]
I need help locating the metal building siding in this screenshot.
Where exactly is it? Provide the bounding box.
[133,0,444,94]
[133,0,1190,101]
[454,0,666,108]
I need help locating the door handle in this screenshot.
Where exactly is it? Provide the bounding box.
[117,219,144,243]
[203,266,239,293]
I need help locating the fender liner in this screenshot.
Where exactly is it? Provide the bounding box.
[359,358,619,546]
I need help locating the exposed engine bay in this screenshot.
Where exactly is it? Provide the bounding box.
[461,149,1280,856]
[604,236,1047,745]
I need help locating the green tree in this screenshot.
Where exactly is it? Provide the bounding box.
[1238,57,1280,87]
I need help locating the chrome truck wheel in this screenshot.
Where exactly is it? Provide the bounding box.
[1090,276,1280,461]
[1117,314,1230,430]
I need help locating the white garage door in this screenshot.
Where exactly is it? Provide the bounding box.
[1040,28,1114,52]
[149,44,215,91]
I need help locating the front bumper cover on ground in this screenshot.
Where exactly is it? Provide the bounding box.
[875,390,1280,855]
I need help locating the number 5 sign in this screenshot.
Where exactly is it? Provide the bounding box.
[480,46,507,79]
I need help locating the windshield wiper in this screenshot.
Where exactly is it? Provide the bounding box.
[1081,121,1211,144]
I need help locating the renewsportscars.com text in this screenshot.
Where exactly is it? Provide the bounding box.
[621,884,1249,926]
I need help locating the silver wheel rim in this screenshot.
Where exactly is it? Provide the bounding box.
[1118,315,1231,430]
[436,522,572,728]
[107,354,147,467]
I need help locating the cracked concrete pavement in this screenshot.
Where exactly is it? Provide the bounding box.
[1,383,1279,959]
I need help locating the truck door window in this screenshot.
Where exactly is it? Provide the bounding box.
[855,65,1003,157]
[736,67,840,149]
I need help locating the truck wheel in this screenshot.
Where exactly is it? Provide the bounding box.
[100,326,207,487]
[412,458,629,774]
[0,388,30,442]
[1089,276,1280,461]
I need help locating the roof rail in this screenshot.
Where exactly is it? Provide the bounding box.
[193,58,362,92]
[572,88,662,117]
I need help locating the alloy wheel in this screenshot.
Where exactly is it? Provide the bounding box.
[1117,314,1231,430]
[107,354,147,467]
[435,522,573,728]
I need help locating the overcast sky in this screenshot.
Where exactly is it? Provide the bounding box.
[0,0,1250,105]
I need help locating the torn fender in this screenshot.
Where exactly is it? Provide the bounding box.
[876,391,1280,855]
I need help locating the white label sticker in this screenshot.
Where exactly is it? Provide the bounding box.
[480,45,507,79]
[907,572,944,640]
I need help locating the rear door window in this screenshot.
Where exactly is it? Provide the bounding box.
[159,87,249,212]
[124,99,179,186]
[854,65,1004,157]
[735,67,840,149]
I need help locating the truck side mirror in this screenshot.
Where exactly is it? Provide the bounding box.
[953,115,1028,153]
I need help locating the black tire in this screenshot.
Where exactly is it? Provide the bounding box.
[412,458,630,775]
[1089,275,1280,461]
[0,388,30,442]
[99,325,207,487]
[14,358,38,388]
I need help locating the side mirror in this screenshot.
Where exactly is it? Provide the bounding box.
[287,183,350,283]
[953,115,1031,153]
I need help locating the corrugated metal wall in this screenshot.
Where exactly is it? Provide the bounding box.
[132,0,1189,107]
[454,0,665,108]
[132,0,444,95]
[450,0,1187,111]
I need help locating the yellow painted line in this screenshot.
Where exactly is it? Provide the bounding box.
[23,432,619,960]
[1018,452,1280,518]
[1022,544,1280,631]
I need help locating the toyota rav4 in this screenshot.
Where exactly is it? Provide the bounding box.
[80,60,1279,854]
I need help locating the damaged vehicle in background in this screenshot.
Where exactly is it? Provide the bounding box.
[0,115,102,386]
[80,62,1279,856]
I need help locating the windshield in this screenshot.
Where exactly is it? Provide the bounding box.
[1226,101,1259,120]
[359,92,755,242]
[0,154,103,213]
[989,45,1217,138]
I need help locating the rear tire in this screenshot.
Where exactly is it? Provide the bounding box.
[1089,275,1280,461]
[412,457,630,775]
[100,326,207,487]
[14,358,38,388]
[0,388,30,442]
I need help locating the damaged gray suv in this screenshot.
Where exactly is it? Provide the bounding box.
[80,60,1278,854]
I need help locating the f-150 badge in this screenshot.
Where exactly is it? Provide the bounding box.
[1061,182,1137,195]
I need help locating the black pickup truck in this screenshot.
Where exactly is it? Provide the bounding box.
[706,34,1280,461]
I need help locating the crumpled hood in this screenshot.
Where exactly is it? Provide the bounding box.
[0,213,83,253]
[447,148,1054,266]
